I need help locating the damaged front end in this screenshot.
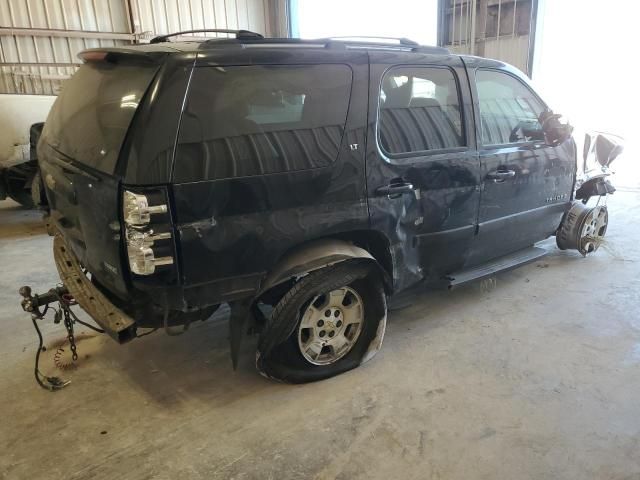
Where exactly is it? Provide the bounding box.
[557,132,623,256]
[575,132,623,203]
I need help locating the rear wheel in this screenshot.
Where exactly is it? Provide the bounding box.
[256,261,387,383]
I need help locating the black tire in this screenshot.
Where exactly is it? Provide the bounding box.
[256,260,387,383]
[30,170,47,208]
[8,187,34,208]
[5,164,35,208]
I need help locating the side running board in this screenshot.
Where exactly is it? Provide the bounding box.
[446,246,548,289]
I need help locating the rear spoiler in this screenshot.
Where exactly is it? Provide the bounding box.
[78,48,170,64]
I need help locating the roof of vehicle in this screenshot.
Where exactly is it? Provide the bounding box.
[77,30,451,61]
[78,31,529,75]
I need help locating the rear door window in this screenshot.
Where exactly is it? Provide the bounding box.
[41,61,158,174]
[174,64,353,182]
[378,66,465,156]
[475,69,546,146]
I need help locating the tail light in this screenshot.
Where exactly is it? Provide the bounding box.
[122,190,174,275]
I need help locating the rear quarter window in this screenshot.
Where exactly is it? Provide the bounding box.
[173,64,353,182]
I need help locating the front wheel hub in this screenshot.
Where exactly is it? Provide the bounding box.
[556,202,608,256]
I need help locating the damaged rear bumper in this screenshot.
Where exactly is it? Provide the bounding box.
[53,233,136,343]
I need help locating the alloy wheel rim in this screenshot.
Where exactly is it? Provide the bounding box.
[580,205,608,254]
[297,287,364,365]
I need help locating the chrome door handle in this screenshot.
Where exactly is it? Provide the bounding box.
[486,170,516,183]
[375,182,415,197]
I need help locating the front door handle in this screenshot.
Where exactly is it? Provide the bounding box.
[375,182,415,197]
[486,169,516,182]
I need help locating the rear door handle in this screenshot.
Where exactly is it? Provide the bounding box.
[375,182,415,197]
[486,170,516,182]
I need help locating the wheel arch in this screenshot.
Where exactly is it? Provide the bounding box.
[257,233,394,302]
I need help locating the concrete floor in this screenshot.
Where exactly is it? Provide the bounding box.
[1,191,639,480]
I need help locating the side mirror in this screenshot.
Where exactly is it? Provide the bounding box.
[509,120,545,143]
[539,111,573,147]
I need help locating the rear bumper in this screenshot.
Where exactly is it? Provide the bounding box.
[53,233,137,343]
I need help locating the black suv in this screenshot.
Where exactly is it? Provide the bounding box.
[37,31,614,383]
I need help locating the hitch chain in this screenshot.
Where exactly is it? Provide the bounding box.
[63,304,79,363]
[19,285,105,391]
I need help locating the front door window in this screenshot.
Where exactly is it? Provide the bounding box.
[475,69,546,146]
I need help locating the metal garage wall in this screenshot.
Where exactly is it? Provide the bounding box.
[130,0,271,40]
[0,0,277,95]
[0,0,131,95]
[438,0,538,76]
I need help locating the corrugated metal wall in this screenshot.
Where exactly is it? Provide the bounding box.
[439,0,537,76]
[131,0,270,39]
[0,0,132,95]
[0,0,278,95]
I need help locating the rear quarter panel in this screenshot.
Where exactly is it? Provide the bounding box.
[171,50,370,303]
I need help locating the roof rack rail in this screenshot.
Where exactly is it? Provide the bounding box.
[150,29,263,44]
[188,35,449,55]
[326,36,420,46]
[321,37,449,54]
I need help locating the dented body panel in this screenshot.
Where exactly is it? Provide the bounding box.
[170,49,371,307]
[366,52,480,290]
[38,40,582,333]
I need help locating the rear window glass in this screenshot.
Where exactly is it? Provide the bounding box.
[174,64,353,182]
[41,61,158,174]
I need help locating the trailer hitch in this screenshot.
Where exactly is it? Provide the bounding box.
[20,285,69,317]
[19,285,104,391]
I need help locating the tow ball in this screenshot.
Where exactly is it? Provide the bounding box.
[19,285,104,391]
[19,285,69,317]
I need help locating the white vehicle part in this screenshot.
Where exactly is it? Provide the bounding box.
[0,94,56,169]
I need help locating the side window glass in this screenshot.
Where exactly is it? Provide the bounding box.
[246,92,306,125]
[475,69,546,146]
[174,64,352,182]
[378,66,464,155]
